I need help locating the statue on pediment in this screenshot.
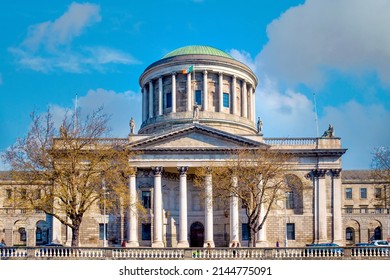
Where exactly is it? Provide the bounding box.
[193,103,199,120]
[322,124,334,138]
[129,117,135,135]
[257,117,263,134]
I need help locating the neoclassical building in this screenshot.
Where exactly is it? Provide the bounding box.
[0,46,389,247]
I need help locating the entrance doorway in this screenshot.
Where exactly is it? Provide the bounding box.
[190,222,204,247]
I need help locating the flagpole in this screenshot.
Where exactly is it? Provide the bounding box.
[313,93,319,137]
[74,94,78,133]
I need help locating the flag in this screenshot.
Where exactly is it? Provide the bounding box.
[182,65,193,74]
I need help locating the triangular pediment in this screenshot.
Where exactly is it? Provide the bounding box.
[128,124,265,150]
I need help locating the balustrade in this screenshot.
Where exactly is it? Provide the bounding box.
[1,246,389,260]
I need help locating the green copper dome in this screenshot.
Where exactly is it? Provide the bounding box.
[163,45,234,59]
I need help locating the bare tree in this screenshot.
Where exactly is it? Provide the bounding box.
[195,147,297,247]
[3,108,136,246]
[371,147,390,208]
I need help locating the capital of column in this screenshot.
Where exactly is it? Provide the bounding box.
[152,166,163,175]
[177,166,188,175]
[313,169,327,178]
[128,167,137,176]
[330,169,341,178]
[203,70,208,75]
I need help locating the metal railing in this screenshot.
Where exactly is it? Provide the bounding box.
[1,246,389,260]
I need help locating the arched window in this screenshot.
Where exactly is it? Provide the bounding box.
[286,191,294,209]
[346,227,354,242]
[36,228,42,241]
[19,227,26,242]
[374,227,382,240]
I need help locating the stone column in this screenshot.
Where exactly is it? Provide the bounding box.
[52,214,62,243]
[230,176,240,246]
[65,225,72,246]
[177,166,189,247]
[203,70,208,111]
[128,169,139,247]
[187,72,192,112]
[256,176,267,247]
[232,75,237,115]
[332,169,343,245]
[148,81,154,118]
[172,73,176,113]
[242,80,247,118]
[158,77,163,116]
[313,169,327,242]
[204,170,215,247]
[142,87,147,122]
[218,72,223,112]
[247,87,252,122]
[152,166,164,247]
[251,87,256,123]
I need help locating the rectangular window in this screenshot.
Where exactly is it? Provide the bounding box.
[99,223,107,240]
[375,188,382,199]
[35,189,41,200]
[142,223,151,240]
[242,223,250,240]
[287,223,295,240]
[360,188,367,199]
[345,206,353,214]
[286,192,294,209]
[345,188,352,199]
[142,191,151,209]
[166,92,172,108]
[223,92,229,108]
[6,189,12,199]
[21,189,27,200]
[195,90,202,106]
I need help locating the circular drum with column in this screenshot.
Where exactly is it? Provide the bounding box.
[138,45,258,135]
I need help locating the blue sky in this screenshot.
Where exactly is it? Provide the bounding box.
[1,0,389,170]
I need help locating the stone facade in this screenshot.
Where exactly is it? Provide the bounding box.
[0,46,389,248]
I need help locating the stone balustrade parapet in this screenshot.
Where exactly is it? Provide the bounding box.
[1,246,389,260]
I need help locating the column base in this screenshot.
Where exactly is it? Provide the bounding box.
[127,241,140,247]
[204,241,215,248]
[151,241,165,248]
[177,241,189,248]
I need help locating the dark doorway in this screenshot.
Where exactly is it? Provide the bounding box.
[190,222,204,247]
[374,226,382,240]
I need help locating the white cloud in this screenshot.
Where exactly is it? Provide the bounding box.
[76,88,142,137]
[321,101,390,169]
[10,3,138,73]
[22,2,101,52]
[230,49,257,73]
[258,0,390,87]
[249,0,390,170]
[256,76,317,138]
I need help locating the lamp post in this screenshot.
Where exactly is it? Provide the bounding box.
[284,192,288,247]
[102,179,108,247]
